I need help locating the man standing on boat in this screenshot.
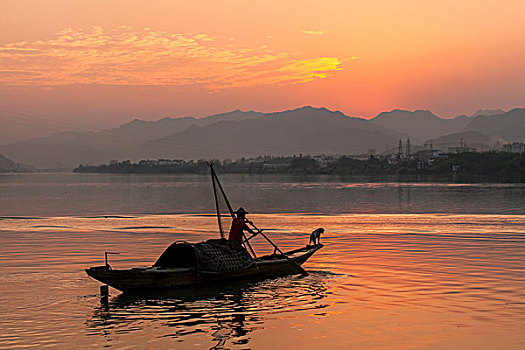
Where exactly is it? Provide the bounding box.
[229,207,255,243]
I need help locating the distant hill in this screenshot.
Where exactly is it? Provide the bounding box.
[143,106,399,159]
[465,108,525,142]
[0,131,116,169]
[424,131,503,152]
[2,106,523,168]
[370,110,471,142]
[0,153,16,170]
[104,110,264,140]
[0,110,264,168]
[471,109,505,118]
[0,153,35,172]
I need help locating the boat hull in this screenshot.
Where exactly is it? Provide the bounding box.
[86,244,322,293]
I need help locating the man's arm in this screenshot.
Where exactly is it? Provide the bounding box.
[243,219,255,234]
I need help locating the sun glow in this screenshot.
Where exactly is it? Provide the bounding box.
[1,0,524,119]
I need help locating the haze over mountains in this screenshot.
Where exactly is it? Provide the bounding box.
[370,110,472,142]
[465,109,525,141]
[0,153,35,172]
[1,106,523,169]
[144,107,401,160]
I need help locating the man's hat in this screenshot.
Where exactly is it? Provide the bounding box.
[234,207,249,214]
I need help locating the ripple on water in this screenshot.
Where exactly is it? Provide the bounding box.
[1,213,525,349]
[83,272,343,344]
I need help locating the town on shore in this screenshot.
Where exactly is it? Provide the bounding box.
[74,143,525,183]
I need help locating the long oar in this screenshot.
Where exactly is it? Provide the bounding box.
[248,222,308,276]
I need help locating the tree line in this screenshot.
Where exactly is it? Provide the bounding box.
[74,152,525,182]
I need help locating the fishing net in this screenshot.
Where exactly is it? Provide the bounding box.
[194,239,253,273]
[153,166,254,274]
[153,239,253,273]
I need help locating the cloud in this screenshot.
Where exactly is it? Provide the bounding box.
[0,70,40,75]
[302,30,325,35]
[279,57,342,83]
[0,26,344,89]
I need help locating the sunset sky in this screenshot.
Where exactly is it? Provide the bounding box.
[1,0,524,141]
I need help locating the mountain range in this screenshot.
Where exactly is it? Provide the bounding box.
[0,106,523,169]
[0,153,36,172]
[370,110,472,142]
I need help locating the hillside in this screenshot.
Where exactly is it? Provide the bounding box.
[471,109,505,117]
[104,110,264,140]
[143,106,399,159]
[465,108,525,141]
[370,110,471,142]
[0,110,264,168]
[2,106,523,169]
[425,130,503,152]
[0,153,36,172]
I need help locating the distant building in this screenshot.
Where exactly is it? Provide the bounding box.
[413,149,445,167]
[262,163,290,169]
[387,154,400,164]
[448,146,476,154]
[398,139,404,159]
[502,142,525,153]
[312,155,330,168]
[413,150,433,160]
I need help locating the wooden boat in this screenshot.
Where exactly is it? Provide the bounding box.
[86,164,324,293]
[86,243,323,293]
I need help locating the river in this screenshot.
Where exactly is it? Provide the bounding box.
[1,173,524,349]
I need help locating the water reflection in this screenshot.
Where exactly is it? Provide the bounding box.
[2,173,525,216]
[87,272,335,349]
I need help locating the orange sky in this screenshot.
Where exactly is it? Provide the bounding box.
[1,0,524,138]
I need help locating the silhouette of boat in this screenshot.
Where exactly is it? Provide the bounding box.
[86,243,323,293]
[86,164,324,293]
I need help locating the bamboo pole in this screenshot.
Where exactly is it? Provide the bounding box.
[209,164,257,258]
[247,222,308,276]
[210,165,224,239]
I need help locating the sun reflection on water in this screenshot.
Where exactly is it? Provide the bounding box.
[86,273,338,349]
[1,213,525,349]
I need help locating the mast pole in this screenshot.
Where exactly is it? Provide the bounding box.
[210,164,224,239]
[209,164,257,258]
[211,168,235,218]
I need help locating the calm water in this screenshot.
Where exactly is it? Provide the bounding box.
[0,173,524,349]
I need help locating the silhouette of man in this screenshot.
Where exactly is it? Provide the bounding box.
[228,207,255,243]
